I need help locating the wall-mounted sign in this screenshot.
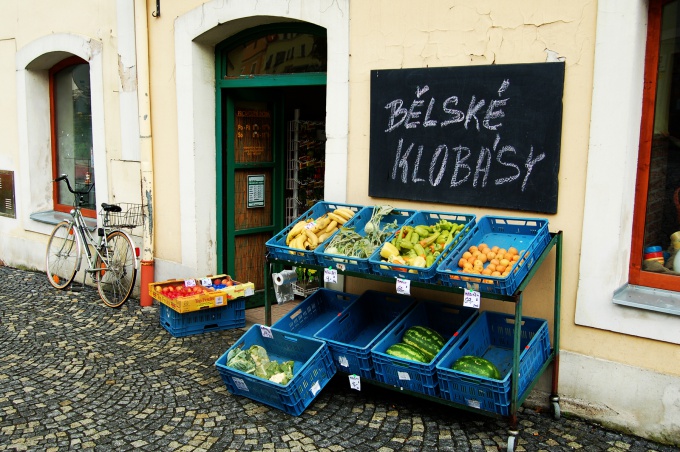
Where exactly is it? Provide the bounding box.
[247,174,265,208]
[0,170,16,218]
[369,62,565,214]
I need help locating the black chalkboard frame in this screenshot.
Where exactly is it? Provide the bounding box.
[368,62,565,214]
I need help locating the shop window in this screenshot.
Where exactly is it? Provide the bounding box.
[49,56,95,217]
[631,0,680,290]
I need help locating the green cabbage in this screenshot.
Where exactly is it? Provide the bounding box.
[226,344,295,385]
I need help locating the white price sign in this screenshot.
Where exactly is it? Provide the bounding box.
[395,278,411,296]
[463,288,481,309]
[259,325,274,339]
[184,279,196,287]
[200,277,212,286]
[324,268,338,284]
[349,374,361,391]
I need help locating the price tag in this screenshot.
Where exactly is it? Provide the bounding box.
[244,287,254,297]
[324,268,338,284]
[349,374,361,391]
[338,356,349,368]
[184,279,196,287]
[336,263,346,271]
[259,325,273,339]
[233,377,249,391]
[395,278,411,295]
[311,381,321,396]
[214,296,224,306]
[304,221,316,230]
[463,289,481,309]
[397,371,411,381]
[200,277,212,286]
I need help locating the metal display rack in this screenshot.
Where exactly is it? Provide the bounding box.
[263,231,562,451]
[285,110,326,225]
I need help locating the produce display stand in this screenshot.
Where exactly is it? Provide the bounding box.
[263,231,562,452]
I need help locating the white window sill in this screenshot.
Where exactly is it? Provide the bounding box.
[613,284,680,316]
[30,211,97,231]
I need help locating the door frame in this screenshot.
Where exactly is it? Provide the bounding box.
[214,24,327,276]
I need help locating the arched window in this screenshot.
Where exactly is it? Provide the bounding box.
[49,56,95,216]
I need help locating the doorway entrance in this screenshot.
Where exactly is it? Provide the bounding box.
[218,86,327,306]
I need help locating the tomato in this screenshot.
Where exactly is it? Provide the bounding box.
[213,279,221,285]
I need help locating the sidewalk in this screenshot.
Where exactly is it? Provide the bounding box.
[0,265,677,451]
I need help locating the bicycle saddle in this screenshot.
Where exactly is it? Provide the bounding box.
[101,203,122,213]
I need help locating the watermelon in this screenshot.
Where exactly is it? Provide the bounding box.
[401,325,446,362]
[385,342,428,363]
[451,355,502,379]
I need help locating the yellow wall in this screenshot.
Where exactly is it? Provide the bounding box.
[138,0,680,376]
[344,1,680,377]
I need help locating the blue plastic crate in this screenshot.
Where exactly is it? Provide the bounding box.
[214,325,336,416]
[368,210,475,282]
[272,288,358,337]
[266,201,363,265]
[435,311,551,416]
[437,215,550,295]
[314,206,416,273]
[314,290,416,379]
[371,300,478,396]
[159,298,245,337]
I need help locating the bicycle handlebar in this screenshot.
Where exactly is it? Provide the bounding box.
[54,174,94,196]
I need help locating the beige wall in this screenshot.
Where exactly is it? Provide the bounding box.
[346,1,680,379]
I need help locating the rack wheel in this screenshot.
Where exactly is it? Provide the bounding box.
[507,435,516,452]
[552,401,561,420]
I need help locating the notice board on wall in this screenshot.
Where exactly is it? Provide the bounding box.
[368,62,565,214]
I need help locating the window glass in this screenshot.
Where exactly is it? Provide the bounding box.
[52,60,95,211]
[225,32,327,77]
[641,0,680,279]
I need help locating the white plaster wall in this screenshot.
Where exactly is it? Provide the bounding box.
[540,351,680,445]
[154,0,350,281]
[575,2,680,344]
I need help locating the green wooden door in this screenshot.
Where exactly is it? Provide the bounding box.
[219,89,284,307]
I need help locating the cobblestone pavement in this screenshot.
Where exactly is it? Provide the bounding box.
[0,265,678,452]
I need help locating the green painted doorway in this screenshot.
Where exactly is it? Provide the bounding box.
[215,24,327,307]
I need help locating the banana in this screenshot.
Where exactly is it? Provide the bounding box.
[304,228,319,247]
[327,212,346,225]
[325,220,338,233]
[333,208,354,220]
[286,221,307,245]
[317,228,337,242]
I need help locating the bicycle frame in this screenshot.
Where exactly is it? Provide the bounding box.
[56,176,138,280]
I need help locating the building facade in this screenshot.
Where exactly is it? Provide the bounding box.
[0,0,678,445]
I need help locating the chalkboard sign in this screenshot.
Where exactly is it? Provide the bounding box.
[369,62,565,214]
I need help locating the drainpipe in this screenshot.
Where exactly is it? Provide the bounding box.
[135,0,155,306]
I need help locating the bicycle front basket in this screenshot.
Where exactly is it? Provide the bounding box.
[101,203,145,228]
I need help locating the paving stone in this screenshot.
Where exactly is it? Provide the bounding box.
[0,266,678,451]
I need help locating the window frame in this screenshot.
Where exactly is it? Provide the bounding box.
[629,0,677,291]
[49,55,96,218]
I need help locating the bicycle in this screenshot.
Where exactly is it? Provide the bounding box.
[45,174,142,308]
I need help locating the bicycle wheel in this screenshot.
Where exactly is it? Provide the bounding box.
[97,230,137,308]
[46,221,81,289]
